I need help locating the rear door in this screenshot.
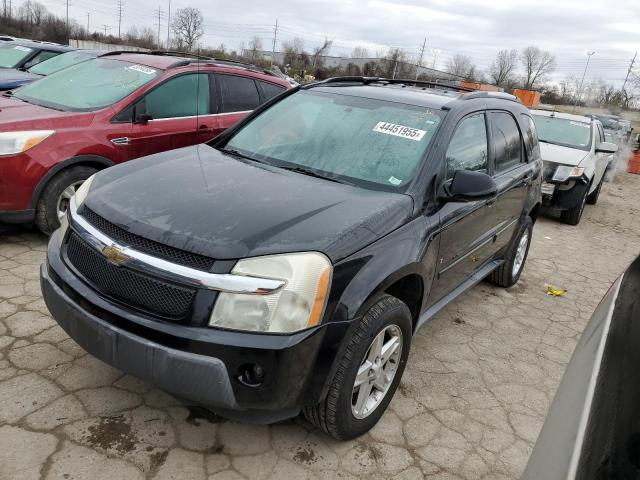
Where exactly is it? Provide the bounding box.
[126,73,211,159]
[428,112,496,304]
[487,111,535,252]
[209,73,263,137]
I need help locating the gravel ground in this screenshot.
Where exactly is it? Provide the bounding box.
[1,171,639,480]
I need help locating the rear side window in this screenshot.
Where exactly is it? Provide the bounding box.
[258,80,286,101]
[217,75,260,113]
[491,112,523,172]
[143,73,210,119]
[521,114,541,162]
[446,113,488,179]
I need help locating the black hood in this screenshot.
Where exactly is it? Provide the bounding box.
[85,145,414,262]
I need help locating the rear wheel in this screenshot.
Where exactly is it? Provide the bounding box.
[560,187,588,225]
[35,166,97,235]
[303,294,412,440]
[487,216,533,288]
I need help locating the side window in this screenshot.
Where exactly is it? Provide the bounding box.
[217,75,260,113]
[521,114,541,162]
[596,123,605,145]
[23,50,59,69]
[446,113,488,179]
[491,112,523,173]
[143,74,210,119]
[258,80,286,102]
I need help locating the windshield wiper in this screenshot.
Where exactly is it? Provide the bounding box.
[277,164,353,186]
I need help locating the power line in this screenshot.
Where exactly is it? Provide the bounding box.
[622,52,637,92]
[166,0,170,50]
[156,6,162,48]
[270,19,278,68]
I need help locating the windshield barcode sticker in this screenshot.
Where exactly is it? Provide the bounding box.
[14,46,30,52]
[126,64,157,75]
[373,122,427,141]
[569,121,590,128]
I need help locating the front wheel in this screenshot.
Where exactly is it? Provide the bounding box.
[487,216,533,288]
[303,295,412,440]
[560,187,588,225]
[586,176,603,205]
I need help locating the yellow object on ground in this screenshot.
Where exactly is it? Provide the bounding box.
[546,285,567,296]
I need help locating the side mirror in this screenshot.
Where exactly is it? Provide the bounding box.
[439,170,498,203]
[596,142,618,154]
[134,113,152,124]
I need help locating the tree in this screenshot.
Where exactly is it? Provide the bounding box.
[520,46,556,89]
[312,37,332,67]
[248,36,263,61]
[351,46,369,58]
[489,49,518,87]
[445,54,476,79]
[171,7,203,51]
[19,0,46,25]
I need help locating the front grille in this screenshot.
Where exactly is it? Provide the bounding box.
[81,208,215,271]
[66,232,196,319]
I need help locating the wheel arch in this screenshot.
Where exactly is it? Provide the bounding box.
[30,155,115,209]
[528,202,541,224]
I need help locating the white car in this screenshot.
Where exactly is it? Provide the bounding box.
[530,110,617,225]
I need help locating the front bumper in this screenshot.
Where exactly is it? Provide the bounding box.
[42,231,351,423]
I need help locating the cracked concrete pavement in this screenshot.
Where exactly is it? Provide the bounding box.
[1,172,639,480]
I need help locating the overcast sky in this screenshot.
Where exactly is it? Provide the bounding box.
[40,0,639,86]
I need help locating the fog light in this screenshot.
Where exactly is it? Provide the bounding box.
[236,363,265,387]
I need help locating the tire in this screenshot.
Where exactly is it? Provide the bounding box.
[303,294,412,440]
[35,166,97,235]
[560,186,588,226]
[487,216,533,288]
[586,177,603,205]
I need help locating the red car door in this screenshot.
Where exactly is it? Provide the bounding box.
[207,73,263,137]
[125,73,211,159]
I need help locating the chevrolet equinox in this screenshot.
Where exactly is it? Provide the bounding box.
[41,77,542,440]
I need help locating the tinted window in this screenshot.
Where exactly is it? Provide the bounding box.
[491,112,522,172]
[225,90,444,191]
[259,80,286,101]
[29,50,96,76]
[218,75,260,113]
[521,114,541,162]
[446,114,488,179]
[23,50,60,69]
[143,74,210,119]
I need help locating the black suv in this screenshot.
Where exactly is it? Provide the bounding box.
[41,77,542,440]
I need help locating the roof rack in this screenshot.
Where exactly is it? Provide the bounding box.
[461,91,521,103]
[101,50,213,60]
[304,76,474,92]
[170,58,277,77]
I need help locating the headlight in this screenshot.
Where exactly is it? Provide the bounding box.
[0,130,54,155]
[73,173,96,207]
[209,252,332,333]
[552,166,584,183]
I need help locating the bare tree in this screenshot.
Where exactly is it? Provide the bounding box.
[489,49,518,87]
[445,54,476,79]
[312,37,332,67]
[19,0,46,25]
[248,36,263,61]
[171,7,204,51]
[351,46,369,58]
[520,46,556,89]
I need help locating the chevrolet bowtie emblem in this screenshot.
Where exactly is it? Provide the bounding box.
[102,244,130,266]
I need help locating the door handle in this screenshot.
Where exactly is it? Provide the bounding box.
[486,197,497,207]
[198,125,215,134]
[521,174,533,186]
[111,137,129,146]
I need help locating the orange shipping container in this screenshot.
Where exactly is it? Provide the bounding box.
[460,81,500,92]
[513,89,541,108]
[628,151,640,175]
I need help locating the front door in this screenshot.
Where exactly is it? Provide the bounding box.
[488,111,535,251]
[428,112,497,305]
[126,73,212,159]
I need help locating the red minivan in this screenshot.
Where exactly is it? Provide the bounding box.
[0,52,290,233]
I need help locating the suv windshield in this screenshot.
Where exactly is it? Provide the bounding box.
[28,50,95,76]
[14,58,161,111]
[532,115,592,151]
[224,90,444,191]
[0,44,33,68]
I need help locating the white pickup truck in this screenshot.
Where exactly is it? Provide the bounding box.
[530,110,618,225]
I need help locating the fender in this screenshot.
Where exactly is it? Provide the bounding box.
[30,155,115,209]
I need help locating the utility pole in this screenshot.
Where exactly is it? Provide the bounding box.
[156,6,162,49]
[86,12,89,34]
[116,0,123,38]
[270,19,278,68]
[573,50,596,112]
[622,52,637,92]
[65,0,70,43]
[101,24,111,36]
[415,36,426,80]
[166,0,171,50]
